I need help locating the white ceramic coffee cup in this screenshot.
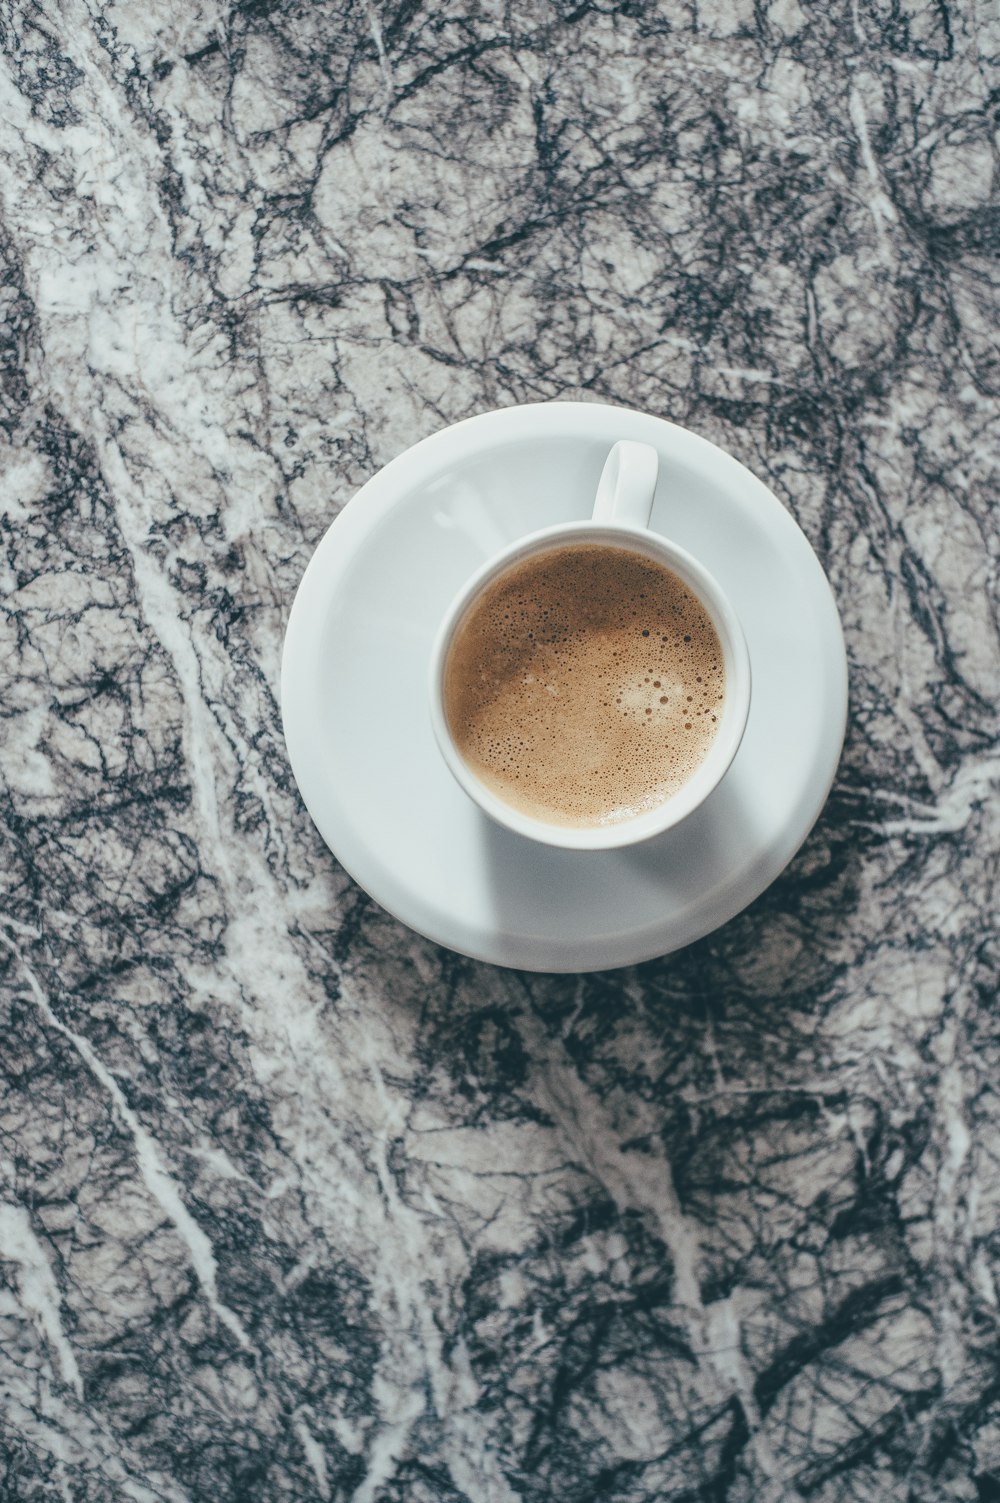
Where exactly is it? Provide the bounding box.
[429,441,751,850]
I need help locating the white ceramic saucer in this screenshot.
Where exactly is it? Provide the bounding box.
[281,403,848,972]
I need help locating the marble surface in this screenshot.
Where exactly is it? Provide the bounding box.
[1,1,998,1499]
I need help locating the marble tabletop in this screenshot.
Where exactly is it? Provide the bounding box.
[1,2,998,1500]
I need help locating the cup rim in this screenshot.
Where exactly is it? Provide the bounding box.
[429,521,751,851]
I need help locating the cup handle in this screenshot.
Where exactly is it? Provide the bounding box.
[592,440,659,530]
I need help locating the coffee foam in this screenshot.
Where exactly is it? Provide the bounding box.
[443,542,725,827]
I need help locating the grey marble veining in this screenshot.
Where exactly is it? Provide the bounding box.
[1,1,998,1500]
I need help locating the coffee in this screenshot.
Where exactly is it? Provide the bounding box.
[443,542,725,827]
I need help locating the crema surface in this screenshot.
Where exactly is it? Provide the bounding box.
[444,543,725,826]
